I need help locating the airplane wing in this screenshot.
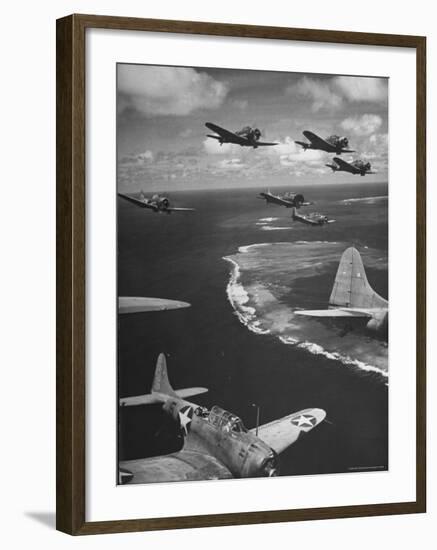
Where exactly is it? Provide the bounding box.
[166,207,196,212]
[118,192,155,209]
[255,141,278,147]
[118,296,190,314]
[302,131,334,151]
[119,450,233,484]
[260,193,290,207]
[252,408,326,454]
[205,122,247,144]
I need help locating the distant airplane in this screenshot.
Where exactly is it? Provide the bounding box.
[291,207,335,226]
[295,131,355,155]
[295,247,388,334]
[326,157,376,176]
[118,192,195,214]
[205,122,278,149]
[119,354,326,483]
[257,190,312,209]
[119,297,190,314]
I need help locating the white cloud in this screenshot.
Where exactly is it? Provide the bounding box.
[266,136,325,164]
[368,133,388,148]
[217,158,247,170]
[287,77,343,112]
[333,77,387,103]
[118,65,228,116]
[341,114,383,136]
[137,150,154,163]
[203,137,236,155]
[288,76,387,112]
[231,99,248,110]
[179,128,193,138]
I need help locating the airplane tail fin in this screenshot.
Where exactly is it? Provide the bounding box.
[326,163,337,172]
[119,353,208,407]
[329,247,386,308]
[151,353,178,397]
[291,207,297,219]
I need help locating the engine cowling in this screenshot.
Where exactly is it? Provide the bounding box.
[160,197,170,208]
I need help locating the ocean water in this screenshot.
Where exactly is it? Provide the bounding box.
[118,183,388,478]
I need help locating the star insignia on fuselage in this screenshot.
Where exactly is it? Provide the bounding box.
[178,405,193,436]
[291,414,317,429]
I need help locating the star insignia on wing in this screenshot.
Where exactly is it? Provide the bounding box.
[291,414,317,429]
[178,405,193,436]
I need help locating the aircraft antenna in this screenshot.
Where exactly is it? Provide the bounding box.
[251,403,260,437]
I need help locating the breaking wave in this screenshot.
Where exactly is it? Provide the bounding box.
[342,195,388,205]
[260,226,293,231]
[223,241,388,379]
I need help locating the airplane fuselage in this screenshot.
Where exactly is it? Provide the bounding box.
[161,395,279,478]
[292,211,330,226]
[258,192,307,208]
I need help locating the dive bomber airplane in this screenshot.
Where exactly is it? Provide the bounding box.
[291,207,335,226]
[118,192,195,214]
[205,122,278,149]
[257,190,312,209]
[326,157,376,176]
[296,131,355,155]
[295,247,388,334]
[119,354,326,483]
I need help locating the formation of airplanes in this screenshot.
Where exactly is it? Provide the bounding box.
[296,247,388,335]
[119,354,326,484]
[117,116,386,483]
[118,191,195,213]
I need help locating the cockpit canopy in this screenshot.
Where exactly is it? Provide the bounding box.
[235,126,261,142]
[326,135,349,148]
[352,160,371,170]
[207,405,248,434]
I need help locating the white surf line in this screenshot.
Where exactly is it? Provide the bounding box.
[222,256,269,335]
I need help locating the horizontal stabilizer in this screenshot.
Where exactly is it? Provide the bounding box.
[176,387,208,399]
[119,353,208,407]
[119,387,208,407]
[252,408,326,454]
[295,309,370,319]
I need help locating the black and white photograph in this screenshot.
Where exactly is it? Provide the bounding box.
[117,63,389,485]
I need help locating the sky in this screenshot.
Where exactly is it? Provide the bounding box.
[117,64,388,192]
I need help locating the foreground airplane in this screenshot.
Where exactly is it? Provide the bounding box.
[118,192,195,214]
[119,354,326,483]
[326,157,376,176]
[295,247,388,334]
[119,297,190,314]
[296,131,355,155]
[205,122,278,149]
[291,207,335,226]
[257,190,312,209]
